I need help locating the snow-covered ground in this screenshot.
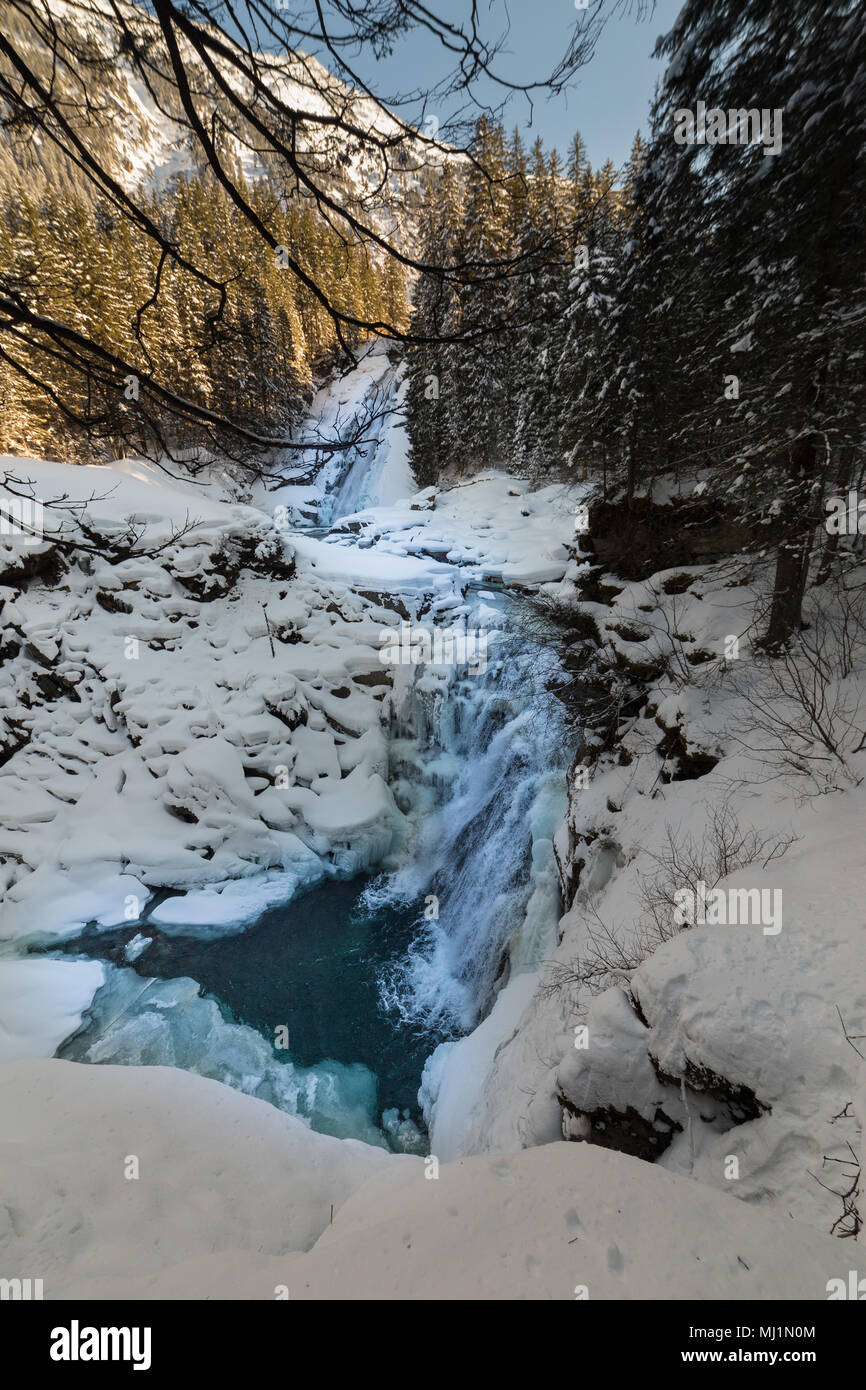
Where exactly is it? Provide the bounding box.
[329,469,580,585]
[0,444,460,948]
[1,1058,856,1300]
[1,351,864,1298]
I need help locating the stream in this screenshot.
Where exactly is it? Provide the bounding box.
[46,364,572,1154]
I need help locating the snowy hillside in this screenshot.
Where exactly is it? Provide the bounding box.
[5,0,447,233]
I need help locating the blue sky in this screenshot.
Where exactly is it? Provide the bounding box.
[346,0,683,171]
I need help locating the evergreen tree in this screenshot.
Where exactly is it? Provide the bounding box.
[651,0,866,642]
[405,165,463,486]
[512,141,568,477]
[449,116,511,471]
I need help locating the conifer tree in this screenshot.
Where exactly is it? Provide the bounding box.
[512,142,568,477]
[405,165,464,486]
[651,0,866,642]
[449,116,511,471]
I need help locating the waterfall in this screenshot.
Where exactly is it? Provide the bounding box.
[44,350,573,1153]
[370,590,569,1036]
[318,363,400,526]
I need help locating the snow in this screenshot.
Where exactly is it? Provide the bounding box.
[327,472,580,586]
[0,453,241,539]
[123,932,151,962]
[421,972,539,1162]
[282,1140,857,1302]
[0,1058,402,1295]
[148,869,315,933]
[0,1057,857,1300]
[290,531,452,590]
[1,348,864,1294]
[0,960,104,1062]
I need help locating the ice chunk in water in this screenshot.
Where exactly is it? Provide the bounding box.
[60,965,390,1149]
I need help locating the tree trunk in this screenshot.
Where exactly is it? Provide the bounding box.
[626,421,637,507]
[764,436,821,647]
[814,444,854,586]
[765,535,812,647]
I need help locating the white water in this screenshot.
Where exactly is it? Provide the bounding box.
[370,592,568,1035]
[267,341,413,529]
[324,366,411,523]
[314,362,570,1040]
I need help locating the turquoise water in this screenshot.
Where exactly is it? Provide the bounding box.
[57,876,440,1129]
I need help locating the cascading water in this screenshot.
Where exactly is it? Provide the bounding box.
[316,360,401,526]
[370,591,569,1038]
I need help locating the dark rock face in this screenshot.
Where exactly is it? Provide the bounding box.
[352,670,391,688]
[583,497,756,581]
[654,713,720,782]
[357,590,411,620]
[0,542,66,590]
[177,532,295,602]
[677,1059,769,1125]
[558,1089,682,1161]
[96,589,134,615]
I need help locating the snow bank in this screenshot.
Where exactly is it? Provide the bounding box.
[328,472,583,587]
[284,1140,856,1302]
[421,972,539,1161]
[0,959,104,1062]
[0,1058,403,1297]
[290,531,452,590]
[149,869,316,932]
[0,1057,854,1300]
